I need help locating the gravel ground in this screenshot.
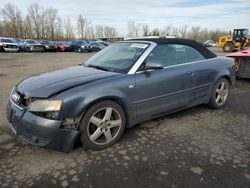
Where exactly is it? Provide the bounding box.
[0,48,249,188]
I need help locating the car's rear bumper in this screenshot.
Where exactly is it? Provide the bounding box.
[6,99,80,153]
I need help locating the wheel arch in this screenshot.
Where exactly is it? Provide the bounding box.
[80,96,131,128]
[221,75,232,86]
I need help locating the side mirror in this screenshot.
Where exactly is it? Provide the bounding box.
[145,60,164,70]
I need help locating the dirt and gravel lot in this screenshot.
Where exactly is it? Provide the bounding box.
[0,48,250,188]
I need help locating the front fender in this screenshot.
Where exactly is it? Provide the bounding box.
[53,74,136,126]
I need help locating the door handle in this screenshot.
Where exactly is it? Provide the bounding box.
[187,71,195,76]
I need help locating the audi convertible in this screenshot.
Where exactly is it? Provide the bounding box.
[6,38,235,152]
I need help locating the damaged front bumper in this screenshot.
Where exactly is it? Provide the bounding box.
[6,99,80,153]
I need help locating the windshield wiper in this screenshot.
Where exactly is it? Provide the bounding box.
[85,64,111,72]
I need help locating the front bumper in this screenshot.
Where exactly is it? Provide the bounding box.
[3,47,19,52]
[6,99,80,153]
[29,46,43,52]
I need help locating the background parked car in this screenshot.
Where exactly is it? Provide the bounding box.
[23,39,44,52]
[39,40,58,52]
[0,37,19,52]
[54,41,71,52]
[205,40,216,47]
[89,41,106,51]
[11,38,25,51]
[197,40,208,47]
[69,40,92,52]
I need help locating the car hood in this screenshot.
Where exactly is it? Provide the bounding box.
[16,65,119,98]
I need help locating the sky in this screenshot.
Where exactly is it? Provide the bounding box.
[0,0,250,36]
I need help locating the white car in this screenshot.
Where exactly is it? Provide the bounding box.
[0,38,19,52]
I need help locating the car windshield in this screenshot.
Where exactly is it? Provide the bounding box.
[84,42,149,73]
[1,38,13,43]
[55,42,65,45]
[42,41,53,45]
[27,40,39,44]
[75,41,87,45]
[13,38,21,43]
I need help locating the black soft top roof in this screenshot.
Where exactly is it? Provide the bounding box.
[130,38,217,59]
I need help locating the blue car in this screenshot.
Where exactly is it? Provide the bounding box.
[6,38,235,152]
[69,40,92,52]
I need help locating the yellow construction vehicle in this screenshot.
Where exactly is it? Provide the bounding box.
[217,28,250,52]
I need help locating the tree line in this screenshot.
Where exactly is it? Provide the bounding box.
[127,21,228,42]
[0,3,117,40]
[0,3,228,42]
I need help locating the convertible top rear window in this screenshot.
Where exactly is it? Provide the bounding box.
[131,38,217,59]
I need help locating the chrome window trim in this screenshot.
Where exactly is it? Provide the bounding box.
[117,41,157,75]
[135,57,218,74]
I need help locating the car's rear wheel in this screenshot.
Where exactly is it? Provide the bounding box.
[80,100,126,150]
[208,78,230,108]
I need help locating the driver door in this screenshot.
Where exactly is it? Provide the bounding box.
[134,44,196,120]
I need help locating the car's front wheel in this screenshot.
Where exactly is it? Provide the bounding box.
[80,100,126,150]
[77,48,82,53]
[208,78,230,108]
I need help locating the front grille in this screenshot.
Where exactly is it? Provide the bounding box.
[4,44,18,48]
[19,128,50,146]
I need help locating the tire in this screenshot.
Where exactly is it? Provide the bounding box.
[222,42,234,52]
[208,78,230,109]
[80,100,126,150]
[0,46,4,52]
[77,48,82,53]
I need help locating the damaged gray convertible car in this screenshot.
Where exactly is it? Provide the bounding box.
[6,38,235,152]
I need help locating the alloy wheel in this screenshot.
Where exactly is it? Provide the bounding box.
[215,81,229,106]
[87,107,122,145]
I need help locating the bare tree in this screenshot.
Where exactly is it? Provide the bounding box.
[64,18,75,40]
[45,7,58,40]
[77,14,89,39]
[188,26,201,40]
[27,4,45,39]
[171,27,180,37]
[1,3,23,37]
[86,25,95,40]
[151,28,160,36]
[142,24,150,36]
[23,15,33,38]
[127,21,136,37]
[103,26,117,38]
[178,25,188,38]
[0,21,4,36]
[95,24,104,38]
[55,16,64,40]
[161,25,172,36]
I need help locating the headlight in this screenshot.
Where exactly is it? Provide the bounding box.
[29,100,62,112]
